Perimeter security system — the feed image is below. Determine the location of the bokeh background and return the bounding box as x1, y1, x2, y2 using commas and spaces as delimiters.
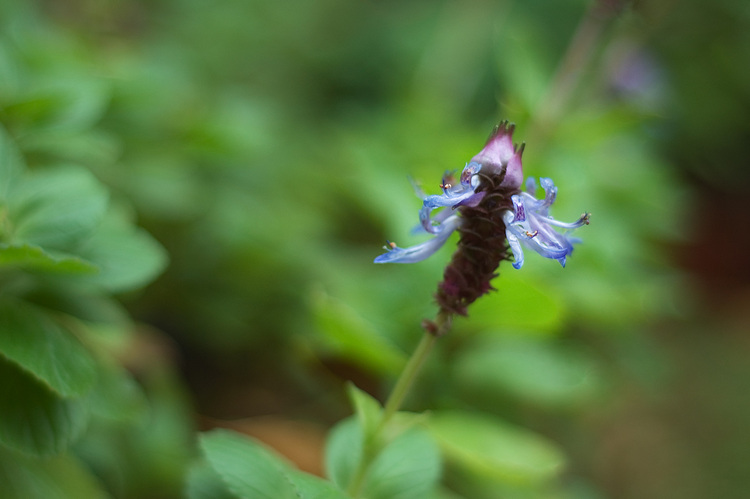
1, 0, 749, 498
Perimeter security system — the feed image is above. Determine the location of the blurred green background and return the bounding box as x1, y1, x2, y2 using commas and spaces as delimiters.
1, 0, 749, 498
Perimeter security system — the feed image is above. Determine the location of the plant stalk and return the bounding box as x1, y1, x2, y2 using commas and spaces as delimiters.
346, 320, 444, 497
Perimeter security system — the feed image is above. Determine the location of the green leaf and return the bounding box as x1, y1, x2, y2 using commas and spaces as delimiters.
311, 289, 407, 376
0, 299, 97, 398
363, 425, 441, 499
4, 77, 109, 135
286, 470, 350, 499
0, 243, 98, 274
0, 448, 109, 499
7, 166, 108, 250
346, 382, 383, 440
324, 417, 362, 489
0, 356, 88, 456
0, 127, 24, 200
428, 411, 565, 485
454, 337, 604, 409
76, 208, 168, 292
200, 429, 349, 499
39, 78, 110, 132
199, 429, 298, 499
185, 460, 238, 499
86, 361, 147, 423
325, 416, 441, 499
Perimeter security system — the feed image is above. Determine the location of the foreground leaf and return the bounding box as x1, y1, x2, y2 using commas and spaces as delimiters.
185, 460, 238, 499
346, 382, 382, 440
0, 448, 109, 499
325, 416, 441, 499
7, 166, 108, 250
0, 299, 97, 398
0, 243, 98, 274
0, 357, 88, 456
86, 360, 146, 423
324, 417, 362, 490
76, 209, 168, 293
200, 429, 347, 499
363, 424, 441, 499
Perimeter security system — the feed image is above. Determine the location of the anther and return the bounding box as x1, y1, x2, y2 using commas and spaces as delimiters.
525, 230, 538, 238
383, 240, 398, 250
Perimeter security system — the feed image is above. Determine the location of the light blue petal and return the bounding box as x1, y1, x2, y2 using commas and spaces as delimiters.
525, 177, 537, 196
503, 211, 525, 269
538, 212, 591, 229
375, 215, 462, 264
539, 177, 557, 209
420, 188, 478, 234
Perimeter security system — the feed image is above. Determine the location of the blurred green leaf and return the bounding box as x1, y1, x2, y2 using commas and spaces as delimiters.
0, 356, 88, 456
0, 299, 97, 398
39, 78, 109, 132
86, 361, 147, 423
7, 166, 108, 250
325, 416, 441, 499
21, 131, 120, 168
201, 429, 348, 499
346, 382, 383, 440
3, 77, 109, 134
185, 460, 238, 499
0, 448, 109, 499
0, 243, 97, 274
76, 206, 168, 293
454, 336, 604, 409
286, 469, 350, 499
311, 288, 407, 376
0, 127, 24, 199
325, 417, 362, 490
428, 411, 565, 484
199, 429, 299, 499
363, 424, 441, 499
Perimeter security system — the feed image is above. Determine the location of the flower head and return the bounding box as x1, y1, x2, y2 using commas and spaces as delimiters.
375, 122, 588, 318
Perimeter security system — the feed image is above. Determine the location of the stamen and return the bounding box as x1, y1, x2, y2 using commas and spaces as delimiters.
383, 239, 398, 250
525, 230, 538, 238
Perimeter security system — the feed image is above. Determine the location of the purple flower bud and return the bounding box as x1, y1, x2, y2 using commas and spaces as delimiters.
469, 121, 525, 189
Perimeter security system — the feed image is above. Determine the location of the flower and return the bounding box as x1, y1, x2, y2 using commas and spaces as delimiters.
374, 121, 589, 316
375, 121, 523, 265
503, 177, 591, 269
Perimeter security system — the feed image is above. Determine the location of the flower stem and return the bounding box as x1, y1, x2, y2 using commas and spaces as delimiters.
530, 1, 622, 141
381, 330, 437, 425
346, 315, 447, 497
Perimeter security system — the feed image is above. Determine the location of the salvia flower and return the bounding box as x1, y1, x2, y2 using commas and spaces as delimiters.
375, 122, 589, 318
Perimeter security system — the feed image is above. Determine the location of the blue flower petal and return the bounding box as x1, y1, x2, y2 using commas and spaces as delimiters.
375, 215, 462, 264
504, 177, 587, 269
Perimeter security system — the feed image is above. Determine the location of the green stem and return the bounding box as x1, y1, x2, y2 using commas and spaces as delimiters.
347, 316, 447, 497
381, 331, 437, 426
529, 1, 619, 142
